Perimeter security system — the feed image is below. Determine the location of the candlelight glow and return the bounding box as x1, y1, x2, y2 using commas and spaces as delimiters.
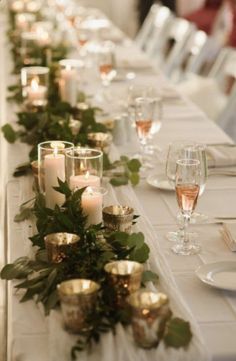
51, 141, 65, 157
31, 77, 39, 91
85, 171, 89, 179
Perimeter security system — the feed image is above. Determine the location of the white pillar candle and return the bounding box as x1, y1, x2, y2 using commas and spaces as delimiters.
81, 188, 103, 226
44, 152, 65, 209
27, 78, 47, 106
70, 172, 100, 190
59, 66, 77, 106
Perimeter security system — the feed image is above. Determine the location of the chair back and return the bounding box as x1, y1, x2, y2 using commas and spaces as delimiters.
135, 4, 173, 53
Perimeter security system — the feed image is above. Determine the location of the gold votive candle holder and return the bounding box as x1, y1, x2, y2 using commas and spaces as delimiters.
87, 132, 113, 153
102, 205, 134, 233
44, 232, 80, 263
57, 279, 100, 333
127, 290, 170, 348
104, 260, 143, 308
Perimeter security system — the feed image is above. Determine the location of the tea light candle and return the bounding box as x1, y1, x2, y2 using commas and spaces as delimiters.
15, 13, 34, 31
70, 171, 100, 190
44, 142, 66, 209
127, 290, 170, 348
11, 0, 24, 12
36, 29, 51, 47
59, 65, 77, 106
81, 187, 103, 226
27, 77, 47, 106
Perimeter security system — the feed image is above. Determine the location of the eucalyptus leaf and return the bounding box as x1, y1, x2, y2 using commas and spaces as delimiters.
164, 317, 192, 349
2, 124, 17, 143
110, 176, 129, 187
14, 207, 33, 222
142, 270, 159, 284
127, 159, 142, 172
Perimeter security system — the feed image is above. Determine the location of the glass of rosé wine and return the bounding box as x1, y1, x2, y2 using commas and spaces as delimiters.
134, 96, 156, 169
172, 158, 201, 256
98, 44, 116, 86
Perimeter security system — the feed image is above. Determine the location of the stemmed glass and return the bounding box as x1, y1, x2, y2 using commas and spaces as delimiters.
98, 44, 116, 87
134, 97, 156, 170
166, 141, 207, 241
172, 159, 201, 256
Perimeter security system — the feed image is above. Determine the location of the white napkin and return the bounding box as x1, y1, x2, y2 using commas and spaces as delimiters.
207, 145, 236, 168
221, 223, 236, 251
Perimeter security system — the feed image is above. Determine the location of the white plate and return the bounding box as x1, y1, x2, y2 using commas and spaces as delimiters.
196, 261, 236, 291
147, 174, 174, 191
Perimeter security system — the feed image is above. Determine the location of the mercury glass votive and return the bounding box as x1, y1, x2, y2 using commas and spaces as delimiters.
59, 59, 84, 107
21, 66, 49, 107
65, 148, 103, 191
38, 141, 74, 209
104, 260, 143, 308
44, 232, 80, 263
127, 290, 170, 348
87, 132, 113, 153
102, 205, 134, 233
57, 279, 100, 333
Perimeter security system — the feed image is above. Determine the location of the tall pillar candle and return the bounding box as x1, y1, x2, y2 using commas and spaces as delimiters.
44, 153, 65, 209
81, 188, 103, 226
59, 66, 77, 106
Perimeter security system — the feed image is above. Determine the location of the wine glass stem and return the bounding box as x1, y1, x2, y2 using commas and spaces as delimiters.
182, 213, 190, 248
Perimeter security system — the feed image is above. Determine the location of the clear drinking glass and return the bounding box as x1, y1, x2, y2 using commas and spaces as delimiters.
97, 43, 116, 86
166, 141, 207, 241
134, 97, 156, 170
172, 159, 201, 256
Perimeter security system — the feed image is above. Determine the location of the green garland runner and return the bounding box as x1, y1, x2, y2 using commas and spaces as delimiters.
1, 6, 193, 359
1, 180, 192, 356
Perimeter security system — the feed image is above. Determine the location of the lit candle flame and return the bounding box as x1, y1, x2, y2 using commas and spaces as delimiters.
85, 171, 89, 179
65, 64, 71, 71
86, 186, 93, 195
50, 141, 65, 157
31, 77, 39, 91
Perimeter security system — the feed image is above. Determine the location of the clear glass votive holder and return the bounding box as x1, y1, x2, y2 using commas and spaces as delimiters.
58, 59, 84, 107
20, 32, 42, 66
102, 205, 134, 234
65, 148, 103, 191
127, 290, 170, 348
87, 132, 113, 153
44, 232, 80, 263
15, 13, 36, 32
38, 141, 74, 209
104, 260, 143, 308
57, 279, 100, 333
21, 66, 49, 107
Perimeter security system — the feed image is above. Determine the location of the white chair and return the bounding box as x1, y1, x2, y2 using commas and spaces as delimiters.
177, 48, 236, 125
150, 17, 196, 76
135, 4, 173, 54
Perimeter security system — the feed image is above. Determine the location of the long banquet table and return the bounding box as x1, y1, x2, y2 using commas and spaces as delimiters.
1, 4, 236, 361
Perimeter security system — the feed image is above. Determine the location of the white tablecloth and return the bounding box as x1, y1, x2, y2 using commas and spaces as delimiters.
2, 5, 236, 361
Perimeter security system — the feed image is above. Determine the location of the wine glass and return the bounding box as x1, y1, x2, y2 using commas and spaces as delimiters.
166, 141, 207, 241
134, 97, 156, 170
97, 44, 116, 87
172, 158, 201, 256
183, 143, 208, 223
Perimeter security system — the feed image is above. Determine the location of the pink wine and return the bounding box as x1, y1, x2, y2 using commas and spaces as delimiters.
99, 64, 113, 76
176, 184, 199, 213
135, 119, 152, 139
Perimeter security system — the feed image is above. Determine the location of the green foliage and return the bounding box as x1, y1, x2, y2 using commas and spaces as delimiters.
105, 156, 141, 186
164, 317, 193, 349
1, 124, 17, 143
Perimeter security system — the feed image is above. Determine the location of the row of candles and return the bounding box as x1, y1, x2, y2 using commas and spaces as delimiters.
45, 231, 170, 348
9, 0, 171, 349
21, 60, 83, 107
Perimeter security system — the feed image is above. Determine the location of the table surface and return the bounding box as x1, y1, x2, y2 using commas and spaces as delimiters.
1, 4, 236, 361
